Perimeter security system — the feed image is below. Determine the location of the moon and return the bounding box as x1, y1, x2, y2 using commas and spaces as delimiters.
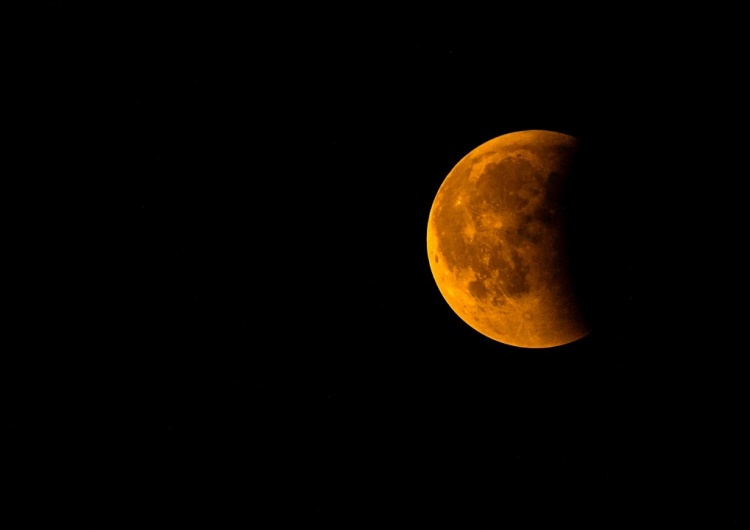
426, 130, 592, 348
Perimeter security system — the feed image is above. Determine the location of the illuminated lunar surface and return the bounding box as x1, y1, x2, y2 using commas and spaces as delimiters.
426, 130, 591, 348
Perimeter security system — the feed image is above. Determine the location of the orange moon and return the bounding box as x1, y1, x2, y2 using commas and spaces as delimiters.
426, 130, 591, 348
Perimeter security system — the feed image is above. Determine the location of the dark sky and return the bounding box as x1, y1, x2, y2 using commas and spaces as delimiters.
13, 3, 745, 525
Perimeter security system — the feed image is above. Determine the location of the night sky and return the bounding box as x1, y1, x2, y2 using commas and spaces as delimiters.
13, 4, 745, 525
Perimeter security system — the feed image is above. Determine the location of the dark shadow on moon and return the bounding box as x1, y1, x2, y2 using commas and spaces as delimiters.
562, 135, 631, 341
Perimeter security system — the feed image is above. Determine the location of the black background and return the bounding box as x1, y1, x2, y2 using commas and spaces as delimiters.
11, 3, 746, 525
